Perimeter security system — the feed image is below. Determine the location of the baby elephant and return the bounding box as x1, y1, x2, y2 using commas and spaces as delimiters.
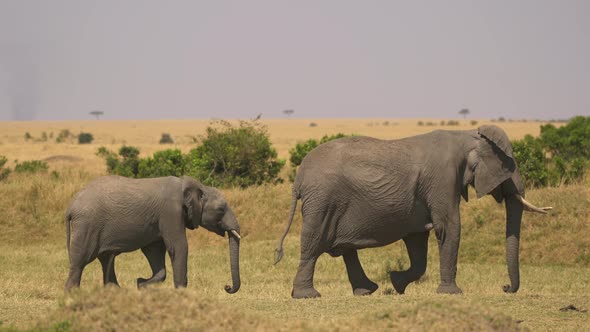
64, 175, 241, 293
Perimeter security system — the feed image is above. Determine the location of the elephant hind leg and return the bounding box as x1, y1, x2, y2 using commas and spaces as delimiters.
98, 252, 120, 287
343, 250, 378, 296
390, 231, 429, 294
65, 250, 95, 291
292, 257, 321, 299
65, 266, 84, 291
292, 221, 326, 299
137, 241, 167, 288
65, 232, 99, 291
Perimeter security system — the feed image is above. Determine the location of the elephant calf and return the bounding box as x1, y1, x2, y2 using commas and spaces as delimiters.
64, 175, 241, 293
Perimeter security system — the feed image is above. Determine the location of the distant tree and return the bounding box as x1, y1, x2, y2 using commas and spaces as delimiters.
459, 108, 470, 119
89, 110, 104, 120
78, 132, 94, 144
159, 133, 174, 144
283, 109, 295, 117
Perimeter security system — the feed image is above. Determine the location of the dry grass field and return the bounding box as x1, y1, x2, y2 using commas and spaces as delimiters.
1, 118, 589, 331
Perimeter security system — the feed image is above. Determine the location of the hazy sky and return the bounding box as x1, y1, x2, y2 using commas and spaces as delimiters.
0, 1, 589, 121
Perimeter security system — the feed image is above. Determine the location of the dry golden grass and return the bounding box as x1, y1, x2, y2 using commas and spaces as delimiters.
0, 118, 547, 163
1, 118, 587, 331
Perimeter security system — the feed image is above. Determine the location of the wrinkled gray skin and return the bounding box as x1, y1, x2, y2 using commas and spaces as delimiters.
276, 125, 551, 298
65, 175, 241, 293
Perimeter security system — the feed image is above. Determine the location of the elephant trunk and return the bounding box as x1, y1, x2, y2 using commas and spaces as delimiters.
225, 232, 240, 294
503, 195, 523, 293
222, 209, 240, 294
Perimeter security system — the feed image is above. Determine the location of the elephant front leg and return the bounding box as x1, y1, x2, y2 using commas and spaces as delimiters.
435, 215, 462, 294
390, 231, 429, 294
137, 241, 167, 288
343, 250, 378, 296
164, 237, 188, 288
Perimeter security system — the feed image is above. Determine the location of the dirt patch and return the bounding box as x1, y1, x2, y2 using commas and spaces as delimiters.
44, 155, 83, 163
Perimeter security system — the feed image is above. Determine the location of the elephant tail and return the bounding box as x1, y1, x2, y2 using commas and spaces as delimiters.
274, 190, 299, 265
65, 209, 72, 263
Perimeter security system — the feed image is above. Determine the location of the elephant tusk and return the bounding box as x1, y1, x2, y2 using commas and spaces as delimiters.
515, 194, 553, 214
230, 230, 241, 239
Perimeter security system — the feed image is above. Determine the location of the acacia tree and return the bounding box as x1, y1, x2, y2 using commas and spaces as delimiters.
283, 109, 294, 117
458, 108, 470, 119
89, 111, 104, 120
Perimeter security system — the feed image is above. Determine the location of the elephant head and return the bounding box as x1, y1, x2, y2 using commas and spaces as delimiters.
182, 176, 241, 294
462, 125, 552, 293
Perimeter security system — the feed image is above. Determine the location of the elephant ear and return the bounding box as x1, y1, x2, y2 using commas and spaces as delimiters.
182, 176, 204, 230
473, 125, 517, 198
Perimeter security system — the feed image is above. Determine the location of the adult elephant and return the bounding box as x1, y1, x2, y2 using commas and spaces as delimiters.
275, 125, 551, 298
65, 175, 241, 293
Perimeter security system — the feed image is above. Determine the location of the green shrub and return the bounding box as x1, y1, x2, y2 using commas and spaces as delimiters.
0, 155, 11, 181
159, 133, 174, 144
138, 149, 185, 178
512, 135, 549, 188
14, 160, 48, 173
540, 116, 590, 160
97, 146, 141, 177
24, 132, 32, 141
188, 120, 285, 186
289, 139, 319, 169
185, 120, 285, 187
512, 116, 590, 187
56, 129, 73, 143
288, 133, 350, 181
96, 147, 119, 174
78, 132, 94, 144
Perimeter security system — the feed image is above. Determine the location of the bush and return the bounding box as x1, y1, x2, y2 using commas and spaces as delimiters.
512, 135, 549, 188
0, 155, 11, 181
512, 116, 590, 187
138, 149, 185, 178
24, 132, 32, 141
159, 133, 174, 144
470, 120, 478, 126
539, 116, 590, 160
14, 160, 48, 173
56, 129, 73, 143
185, 120, 285, 187
309, 122, 318, 127
97, 146, 141, 177
417, 121, 424, 126
446, 120, 460, 126
288, 133, 350, 181
78, 132, 94, 144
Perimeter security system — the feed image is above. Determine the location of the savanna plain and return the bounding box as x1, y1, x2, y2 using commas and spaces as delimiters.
0, 118, 588, 331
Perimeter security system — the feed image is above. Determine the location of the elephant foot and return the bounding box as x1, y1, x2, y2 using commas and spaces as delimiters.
104, 282, 120, 288
390, 271, 409, 295
137, 270, 166, 288
436, 283, 463, 294
292, 286, 321, 299
352, 280, 379, 296
137, 278, 149, 288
